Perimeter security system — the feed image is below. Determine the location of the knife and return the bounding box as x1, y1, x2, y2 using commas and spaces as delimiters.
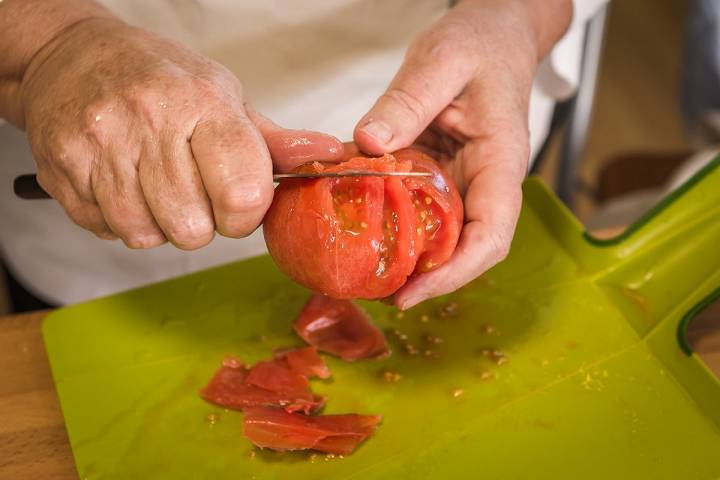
13, 172, 432, 200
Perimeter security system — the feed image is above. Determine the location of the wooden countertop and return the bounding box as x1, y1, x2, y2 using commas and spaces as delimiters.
1, 308, 719, 479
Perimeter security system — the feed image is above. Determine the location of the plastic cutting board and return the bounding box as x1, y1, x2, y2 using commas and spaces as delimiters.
43, 159, 720, 479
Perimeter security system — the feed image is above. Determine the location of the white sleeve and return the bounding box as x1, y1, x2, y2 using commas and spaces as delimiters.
536, 0, 610, 100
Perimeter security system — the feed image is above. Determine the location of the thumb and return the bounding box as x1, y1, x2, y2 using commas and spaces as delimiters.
246, 107, 345, 173
354, 34, 475, 155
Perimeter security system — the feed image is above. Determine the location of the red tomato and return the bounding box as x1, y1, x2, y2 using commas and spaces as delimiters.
293, 294, 389, 361
243, 406, 382, 454
200, 354, 326, 415
263, 149, 463, 299
273, 346, 331, 379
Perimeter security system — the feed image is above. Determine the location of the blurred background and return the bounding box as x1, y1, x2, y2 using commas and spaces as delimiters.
536, 0, 695, 222
0, 0, 707, 314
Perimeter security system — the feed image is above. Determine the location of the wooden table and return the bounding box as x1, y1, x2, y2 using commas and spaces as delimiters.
1, 309, 719, 479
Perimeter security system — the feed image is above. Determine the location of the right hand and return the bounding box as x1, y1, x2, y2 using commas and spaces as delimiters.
19, 17, 344, 249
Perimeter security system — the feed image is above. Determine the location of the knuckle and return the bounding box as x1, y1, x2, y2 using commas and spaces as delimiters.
193, 67, 243, 100
45, 132, 84, 169
412, 31, 456, 61
166, 213, 215, 250
82, 101, 115, 140
127, 86, 167, 130
382, 87, 428, 124
216, 179, 272, 216
64, 202, 108, 236
217, 217, 258, 239
123, 232, 166, 249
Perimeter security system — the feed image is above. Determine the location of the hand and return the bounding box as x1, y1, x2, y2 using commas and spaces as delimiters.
20, 17, 343, 249
354, 0, 572, 309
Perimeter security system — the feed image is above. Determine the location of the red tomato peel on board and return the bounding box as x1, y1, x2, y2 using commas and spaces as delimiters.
273, 345, 331, 379
294, 293, 389, 361
200, 353, 327, 415
243, 407, 382, 454
263, 149, 464, 299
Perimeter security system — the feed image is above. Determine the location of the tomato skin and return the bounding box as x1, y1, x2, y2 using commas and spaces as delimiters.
243, 406, 381, 454
294, 294, 389, 361
263, 149, 463, 299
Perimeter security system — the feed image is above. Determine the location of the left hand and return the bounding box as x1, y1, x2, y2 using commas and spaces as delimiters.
354, 0, 572, 309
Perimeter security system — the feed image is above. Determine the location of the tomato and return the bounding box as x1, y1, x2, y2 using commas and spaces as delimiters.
200, 352, 327, 415
243, 407, 382, 454
273, 346, 331, 379
293, 294, 389, 361
263, 148, 463, 299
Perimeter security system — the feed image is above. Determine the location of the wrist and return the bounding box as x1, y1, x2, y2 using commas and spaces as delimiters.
525, 0, 573, 60
453, 0, 572, 63
0, 0, 117, 126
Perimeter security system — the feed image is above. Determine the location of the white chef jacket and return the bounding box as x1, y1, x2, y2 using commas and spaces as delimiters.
0, 0, 608, 305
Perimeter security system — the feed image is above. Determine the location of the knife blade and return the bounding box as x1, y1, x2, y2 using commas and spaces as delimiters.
13, 171, 432, 200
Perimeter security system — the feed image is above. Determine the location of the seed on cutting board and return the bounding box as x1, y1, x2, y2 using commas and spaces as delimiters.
425, 334, 444, 345
477, 369, 494, 381
423, 349, 438, 358
479, 323, 500, 336
391, 329, 408, 341
248, 450, 257, 459
452, 388, 465, 398
380, 369, 402, 383
395, 311, 405, 320
481, 348, 509, 365
419, 314, 430, 323
309, 453, 318, 463
439, 302, 459, 318
404, 344, 419, 355
206, 413, 218, 425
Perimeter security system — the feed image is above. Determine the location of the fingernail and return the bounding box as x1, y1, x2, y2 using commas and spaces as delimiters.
399, 295, 425, 311
361, 120, 393, 144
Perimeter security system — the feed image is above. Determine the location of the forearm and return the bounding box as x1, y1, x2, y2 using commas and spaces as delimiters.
0, 0, 115, 126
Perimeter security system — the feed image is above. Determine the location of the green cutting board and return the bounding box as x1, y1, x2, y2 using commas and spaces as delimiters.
44, 159, 720, 480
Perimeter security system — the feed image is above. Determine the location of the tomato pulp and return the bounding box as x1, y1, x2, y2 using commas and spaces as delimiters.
263, 149, 464, 299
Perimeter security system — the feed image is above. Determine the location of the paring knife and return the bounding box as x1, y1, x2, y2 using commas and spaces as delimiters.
13, 172, 432, 200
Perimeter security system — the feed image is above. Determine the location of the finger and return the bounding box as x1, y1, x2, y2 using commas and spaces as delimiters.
36, 169, 117, 240
92, 149, 167, 249
246, 108, 345, 172
190, 110, 273, 238
139, 135, 215, 249
393, 137, 527, 309
340, 141, 361, 160
353, 27, 476, 154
